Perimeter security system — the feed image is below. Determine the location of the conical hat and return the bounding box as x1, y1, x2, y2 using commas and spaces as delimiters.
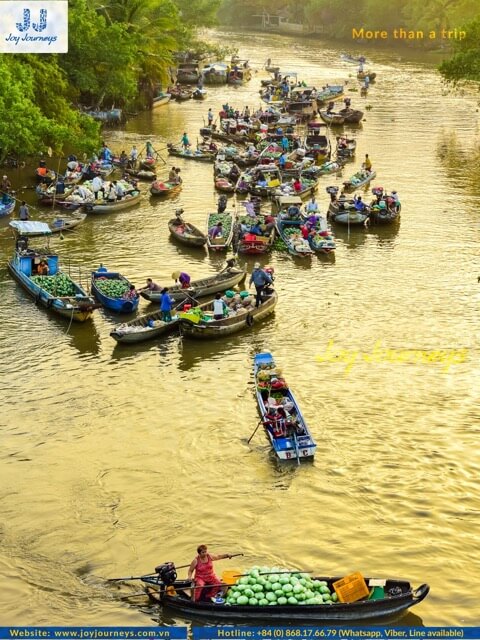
172, 271, 181, 280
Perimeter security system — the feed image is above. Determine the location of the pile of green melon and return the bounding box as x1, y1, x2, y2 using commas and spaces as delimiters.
226, 567, 337, 606
31, 274, 76, 296
95, 278, 129, 298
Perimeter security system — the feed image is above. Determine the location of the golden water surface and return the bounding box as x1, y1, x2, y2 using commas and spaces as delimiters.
0, 30, 479, 627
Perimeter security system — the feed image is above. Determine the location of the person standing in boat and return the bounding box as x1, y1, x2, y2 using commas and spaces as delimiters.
181, 132, 191, 151
250, 262, 273, 308
363, 154, 372, 172
19, 201, 29, 221
129, 145, 139, 169
1, 175, 12, 193
306, 196, 319, 214
146, 141, 155, 159
91, 175, 103, 200
207, 108, 214, 127
114, 180, 125, 201
106, 182, 117, 202
188, 545, 233, 602
159, 288, 174, 322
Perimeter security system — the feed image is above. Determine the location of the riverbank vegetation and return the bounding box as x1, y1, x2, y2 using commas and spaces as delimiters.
0, 0, 222, 163
218, 0, 479, 45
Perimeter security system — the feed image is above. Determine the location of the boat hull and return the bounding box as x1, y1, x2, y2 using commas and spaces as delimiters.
84, 191, 141, 213
111, 311, 180, 344
179, 290, 277, 339
143, 579, 429, 623
0, 199, 16, 217
8, 262, 96, 322
141, 267, 246, 303
168, 219, 207, 247
91, 270, 139, 313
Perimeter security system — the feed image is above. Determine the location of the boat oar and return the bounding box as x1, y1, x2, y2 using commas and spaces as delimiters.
247, 418, 264, 444
293, 431, 301, 466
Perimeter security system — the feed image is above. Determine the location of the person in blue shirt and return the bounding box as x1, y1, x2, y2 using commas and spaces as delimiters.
249, 263, 273, 308
279, 152, 287, 170
354, 196, 366, 211
160, 288, 174, 322
281, 136, 289, 152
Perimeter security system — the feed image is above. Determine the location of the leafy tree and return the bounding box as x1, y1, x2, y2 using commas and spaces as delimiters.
439, 16, 480, 83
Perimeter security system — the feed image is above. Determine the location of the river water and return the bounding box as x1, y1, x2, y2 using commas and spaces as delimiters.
0, 30, 479, 628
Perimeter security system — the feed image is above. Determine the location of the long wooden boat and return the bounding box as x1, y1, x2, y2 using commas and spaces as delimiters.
124, 168, 156, 181
140, 263, 246, 303
254, 351, 317, 460
110, 309, 181, 344
357, 71, 376, 82
36, 183, 76, 204
343, 169, 376, 192
7, 222, 97, 322
11, 214, 86, 236
141, 575, 429, 623
168, 213, 207, 247
214, 177, 235, 193
179, 288, 277, 339
150, 180, 182, 197
339, 108, 364, 123
167, 144, 214, 162
152, 92, 171, 108
206, 211, 236, 251
336, 136, 357, 158
0, 196, 16, 217
319, 111, 345, 126
84, 190, 141, 213
328, 200, 370, 225
91, 267, 139, 313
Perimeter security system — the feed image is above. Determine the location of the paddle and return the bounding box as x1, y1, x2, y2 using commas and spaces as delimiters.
247, 418, 264, 444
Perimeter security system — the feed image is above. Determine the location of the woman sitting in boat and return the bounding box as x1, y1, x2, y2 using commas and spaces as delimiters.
293, 178, 303, 193
265, 407, 287, 438
287, 203, 301, 219
354, 196, 367, 211
37, 260, 49, 276
209, 221, 223, 239
119, 150, 128, 167
123, 284, 138, 300
187, 545, 233, 602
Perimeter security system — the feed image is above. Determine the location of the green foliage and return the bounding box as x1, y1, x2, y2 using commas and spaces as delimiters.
439, 17, 480, 83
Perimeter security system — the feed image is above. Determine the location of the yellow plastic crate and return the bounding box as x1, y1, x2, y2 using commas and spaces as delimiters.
268, 179, 280, 187
333, 572, 369, 603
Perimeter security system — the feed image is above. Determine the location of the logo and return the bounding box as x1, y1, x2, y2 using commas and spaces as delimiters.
0, 1, 68, 53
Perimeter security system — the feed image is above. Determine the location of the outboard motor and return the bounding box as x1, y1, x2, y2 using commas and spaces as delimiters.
154, 562, 177, 586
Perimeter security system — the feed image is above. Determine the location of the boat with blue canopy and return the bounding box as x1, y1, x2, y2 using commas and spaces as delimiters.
253, 351, 317, 462
8, 221, 97, 322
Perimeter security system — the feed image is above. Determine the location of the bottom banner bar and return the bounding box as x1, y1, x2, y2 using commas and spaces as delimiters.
193, 628, 480, 640
0, 629, 187, 640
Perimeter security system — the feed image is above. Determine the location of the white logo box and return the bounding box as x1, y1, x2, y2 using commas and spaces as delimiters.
0, 1, 68, 53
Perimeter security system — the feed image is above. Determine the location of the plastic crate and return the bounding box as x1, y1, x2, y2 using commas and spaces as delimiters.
333, 572, 369, 603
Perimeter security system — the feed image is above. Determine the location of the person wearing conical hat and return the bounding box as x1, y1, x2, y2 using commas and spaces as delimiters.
172, 271, 191, 289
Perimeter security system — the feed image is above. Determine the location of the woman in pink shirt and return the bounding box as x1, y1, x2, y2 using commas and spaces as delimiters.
187, 544, 233, 602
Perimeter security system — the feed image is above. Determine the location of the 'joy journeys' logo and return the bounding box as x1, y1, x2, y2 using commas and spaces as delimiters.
5, 8, 57, 45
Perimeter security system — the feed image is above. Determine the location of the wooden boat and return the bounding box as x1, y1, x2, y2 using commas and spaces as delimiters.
336, 136, 357, 158
110, 309, 181, 344
357, 71, 376, 82
236, 215, 275, 255
317, 159, 344, 175
7, 222, 97, 322
179, 288, 277, 339
91, 266, 139, 313
192, 88, 207, 100
168, 211, 207, 247
319, 111, 345, 125
85, 108, 122, 123
84, 190, 141, 213
254, 351, 316, 460
140, 574, 429, 623
214, 177, 235, 193
173, 89, 193, 101
304, 122, 330, 160
150, 180, 182, 197
273, 179, 318, 201
300, 214, 336, 254
328, 200, 370, 225
167, 143, 214, 162
339, 108, 364, 123
202, 63, 229, 85
152, 92, 171, 108
227, 66, 251, 85
276, 216, 314, 257
341, 53, 367, 64
36, 183, 76, 204
315, 85, 344, 106
139, 158, 156, 171
368, 188, 401, 224
206, 211, 236, 251
0, 196, 15, 217
343, 169, 376, 192
141, 263, 246, 303
82, 160, 114, 180
35, 165, 56, 184
11, 213, 86, 235
176, 61, 201, 84
124, 168, 156, 181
